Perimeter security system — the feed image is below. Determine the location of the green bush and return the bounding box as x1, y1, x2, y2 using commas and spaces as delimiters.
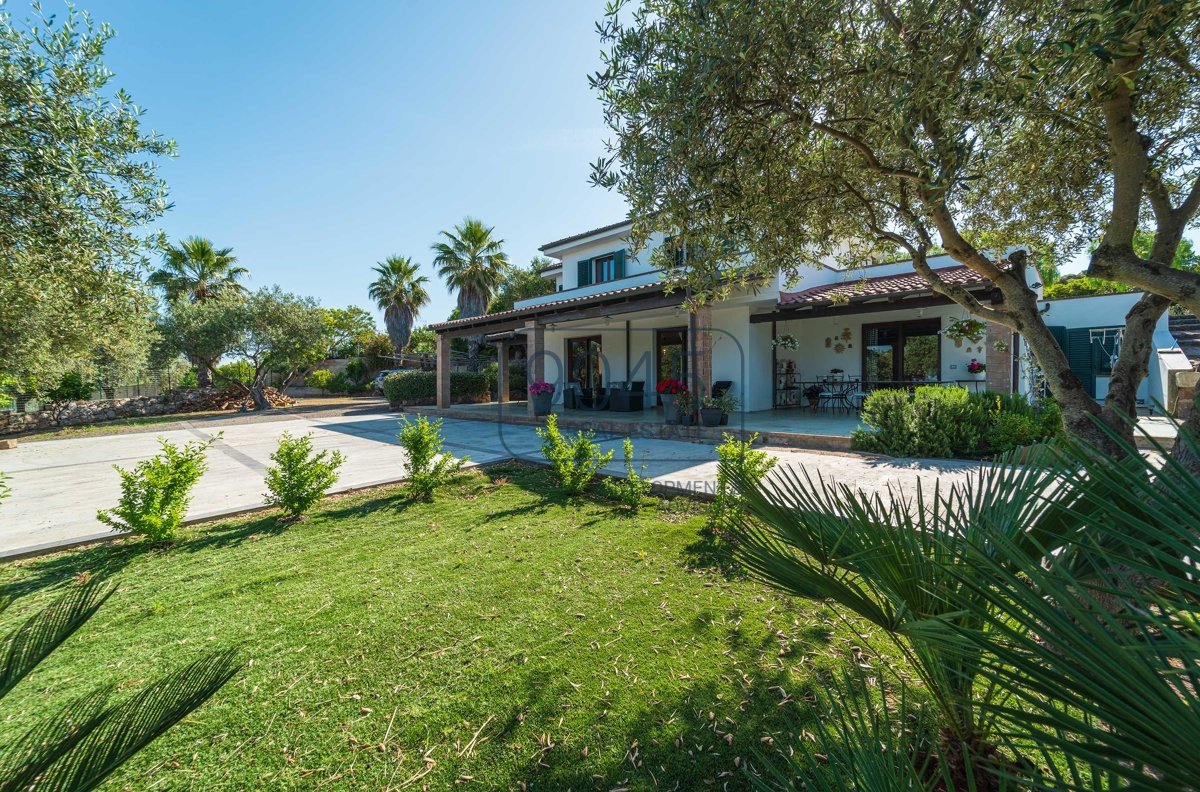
344, 357, 368, 383
263, 432, 345, 520
484, 362, 527, 396
397, 415, 467, 499
536, 414, 614, 495
910, 385, 987, 458
178, 367, 199, 389
214, 360, 255, 387
305, 369, 334, 392
602, 437, 652, 510
853, 389, 914, 455
853, 387, 1061, 458
0, 470, 9, 503
382, 371, 491, 404
710, 433, 776, 536
96, 435, 217, 541
327, 371, 351, 394
48, 371, 94, 402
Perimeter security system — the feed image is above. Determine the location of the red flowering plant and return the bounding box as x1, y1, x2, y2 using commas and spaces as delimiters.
656, 378, 688, 395
966, 358, 986, 374
528, 381, 555, 396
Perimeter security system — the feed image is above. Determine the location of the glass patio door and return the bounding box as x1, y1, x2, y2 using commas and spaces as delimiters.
655, 327, 688, 403
862, 320, 941, 385
566, 336, 603, 394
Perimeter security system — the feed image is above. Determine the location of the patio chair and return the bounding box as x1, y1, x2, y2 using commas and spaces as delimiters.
609, 380, 646, 412
819, 380, 860, 414
563, 382, 581, 410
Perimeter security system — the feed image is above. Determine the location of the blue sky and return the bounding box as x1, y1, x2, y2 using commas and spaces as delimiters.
47, 0, 627, 326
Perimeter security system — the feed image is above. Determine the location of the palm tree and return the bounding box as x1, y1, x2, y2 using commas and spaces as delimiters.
368, 256, 430, 358
149, 237, 249, 387
148, 237, 249, 303
431, 218, 509, 371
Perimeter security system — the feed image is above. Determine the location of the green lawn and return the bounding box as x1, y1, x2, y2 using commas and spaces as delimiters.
0, 464, 886, 790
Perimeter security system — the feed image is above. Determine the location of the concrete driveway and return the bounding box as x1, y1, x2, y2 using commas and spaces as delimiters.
0, 405, 983, 558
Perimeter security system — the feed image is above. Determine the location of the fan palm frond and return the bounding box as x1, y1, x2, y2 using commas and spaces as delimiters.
0, 579, 114, 699
0, 580, 241, 792
148, 237, 248, 303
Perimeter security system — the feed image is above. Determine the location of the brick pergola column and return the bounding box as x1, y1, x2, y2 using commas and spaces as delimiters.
496, 340, 510, 404
985, 321, 1014, 393
691, 304, 714, 399
525, 320, 545, 418
436, 332, 451, 408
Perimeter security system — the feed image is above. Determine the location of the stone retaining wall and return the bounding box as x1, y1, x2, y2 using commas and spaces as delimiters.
1, 389, 222, 436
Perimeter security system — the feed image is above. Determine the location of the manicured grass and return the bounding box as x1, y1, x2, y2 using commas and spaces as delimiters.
0, 464, 886, 790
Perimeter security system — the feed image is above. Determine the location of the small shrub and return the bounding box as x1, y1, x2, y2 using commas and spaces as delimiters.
96, 435, 217, 541
0, 470, 9, 503
397, 415, 467, 499
536, 413, 613, 495
178, 367, 199, 390
264, 432, 345, 520
305, 369, 334, 392
710, 433, 776, 536
48, 371, 93, 402
987, 411, 1046, 454
602, 437, 652, 510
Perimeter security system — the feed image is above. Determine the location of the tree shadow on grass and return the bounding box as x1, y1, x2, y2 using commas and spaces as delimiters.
175, 513, 291, 555
1, 536, 160, 599
681, 531, 748, 581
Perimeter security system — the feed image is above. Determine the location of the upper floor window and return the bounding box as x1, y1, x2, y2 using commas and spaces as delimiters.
576, 249, 625, 287
593, 255, 616, 283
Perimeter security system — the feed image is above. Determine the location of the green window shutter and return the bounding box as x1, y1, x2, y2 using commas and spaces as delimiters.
1047, 326, 1068, 351
614, 249, 626, 279
1065, 328, 1097, 397
577, 259, 592, 287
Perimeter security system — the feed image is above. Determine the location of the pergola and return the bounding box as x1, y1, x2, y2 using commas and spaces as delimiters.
428, 281, 699, 417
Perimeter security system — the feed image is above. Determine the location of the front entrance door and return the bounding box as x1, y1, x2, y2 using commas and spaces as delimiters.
655, 327, 688, 404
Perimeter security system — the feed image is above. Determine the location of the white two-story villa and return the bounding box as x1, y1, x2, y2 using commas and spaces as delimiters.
429, 219, 1191, 437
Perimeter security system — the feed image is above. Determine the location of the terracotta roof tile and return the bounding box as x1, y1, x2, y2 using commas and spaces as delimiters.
779, 265, 987, 306
429, 279, 669, 331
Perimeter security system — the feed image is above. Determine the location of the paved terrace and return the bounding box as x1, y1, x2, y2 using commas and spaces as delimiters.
0, 403, 980, 559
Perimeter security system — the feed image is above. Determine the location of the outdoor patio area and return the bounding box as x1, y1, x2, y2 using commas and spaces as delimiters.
410, 401, 864, 451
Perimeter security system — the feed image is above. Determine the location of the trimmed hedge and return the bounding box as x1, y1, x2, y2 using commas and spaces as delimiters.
381, 370, 491, 405
852, 386, 1061, 459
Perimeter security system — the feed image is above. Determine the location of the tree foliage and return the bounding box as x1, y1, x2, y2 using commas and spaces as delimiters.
591, 0, 1200, 455
324, 306, 378, 358
488, 256, 557, 313
432, 218, 509, 371
368, 256, 430, 356
148, 237, 248, 303
0, 5, 172, 396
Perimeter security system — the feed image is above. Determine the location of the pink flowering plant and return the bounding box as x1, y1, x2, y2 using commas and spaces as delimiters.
528, 380, 555, 397
966, 358, 986, 374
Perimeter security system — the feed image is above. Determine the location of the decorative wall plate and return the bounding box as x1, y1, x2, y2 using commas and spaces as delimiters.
834, 342, 846, 353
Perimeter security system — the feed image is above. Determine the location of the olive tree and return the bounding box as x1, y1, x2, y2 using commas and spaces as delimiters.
592, 0, 1200, 454
227, 288, 332, 409
0, 5, 172, 395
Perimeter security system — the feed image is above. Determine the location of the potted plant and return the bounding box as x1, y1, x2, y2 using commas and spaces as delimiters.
699, 396, 724, 427
803, 384, 824, 409
656, 378, 687, 423
772, 333, 799, 350
528, 380, 554, 416
945, 318, 987, 347
966, 358, 987, 379
716, 391, 739, 425
676, 390, 695, 425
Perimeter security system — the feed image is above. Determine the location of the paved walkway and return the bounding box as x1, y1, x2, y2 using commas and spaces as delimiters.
0, 405, 983, 559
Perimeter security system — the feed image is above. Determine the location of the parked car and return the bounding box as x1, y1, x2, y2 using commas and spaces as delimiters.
372, 369, 406, 393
